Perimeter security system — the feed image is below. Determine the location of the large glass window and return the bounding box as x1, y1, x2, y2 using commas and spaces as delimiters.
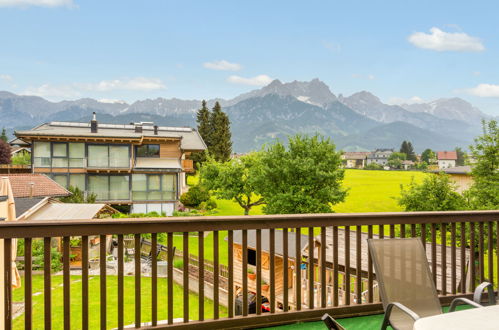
88, 175, 130, 201
136, 144, 160, 157
88, 175, 109, 200
69, 143, 85, 167
51, 143, 68, 167
52, 174, 68, 188
69, 174, 85, 191
33, 142, 51, 167
109, 145, 130, 167
132, 173, 177, 201
110, 176, 130, 200
88, 144, 129, 168
87, 145, 109, 168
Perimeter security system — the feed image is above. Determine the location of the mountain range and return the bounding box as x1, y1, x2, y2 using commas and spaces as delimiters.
0, 79, 493, 152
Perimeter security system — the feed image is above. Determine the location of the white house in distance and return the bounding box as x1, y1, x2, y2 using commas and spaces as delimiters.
366, 149, 393, 167
437, 151, 457, 169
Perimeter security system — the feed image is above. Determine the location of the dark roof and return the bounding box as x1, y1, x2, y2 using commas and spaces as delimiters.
230, 230, 309, 259
430, 165, 472, 175
14, 197, 46, 218
3, 174, 70, 198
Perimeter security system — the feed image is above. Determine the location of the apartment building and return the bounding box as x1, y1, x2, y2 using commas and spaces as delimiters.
14, 114, 206, 215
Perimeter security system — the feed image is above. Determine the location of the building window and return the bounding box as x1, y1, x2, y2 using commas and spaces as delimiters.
132, 173, 177, 201
33, 142, 51, 167
33, 142, 85, 168
88, 175, 130, 201
88, 144, 130, 168
136, 144, 160, 157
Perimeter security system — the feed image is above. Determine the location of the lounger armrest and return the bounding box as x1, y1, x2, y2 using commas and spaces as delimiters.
449, 297, 483, 312
381, 302, 420, 330
473, 282, 496, 306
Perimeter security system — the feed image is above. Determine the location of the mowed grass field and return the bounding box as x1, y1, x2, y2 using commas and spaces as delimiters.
177, 169, 428, 265
190, 169, 428, 216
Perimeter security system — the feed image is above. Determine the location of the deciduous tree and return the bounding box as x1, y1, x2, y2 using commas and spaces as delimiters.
200, 153, 264, 215
256, 135, 347, 214
466, 120, 499, 209
0, 140, 11, 164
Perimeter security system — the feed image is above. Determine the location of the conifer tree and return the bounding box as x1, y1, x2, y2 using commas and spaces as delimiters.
192, 100, 212, 164
400, 140, 416, 161
0, 128, 7, 143
209, 102, 232, 162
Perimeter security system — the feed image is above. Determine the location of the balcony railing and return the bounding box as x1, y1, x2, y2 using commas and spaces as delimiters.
33, 157, 87, 168
1, 210, 498, 329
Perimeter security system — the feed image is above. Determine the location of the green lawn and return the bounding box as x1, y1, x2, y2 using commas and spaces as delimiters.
179, 170, 427, 264
189, 169, 427, 216
13, 275, 226, 329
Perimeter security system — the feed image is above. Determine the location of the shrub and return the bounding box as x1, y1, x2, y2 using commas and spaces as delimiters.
199, 198, 217, 211
179, 185, 210, 207
364, 163, 383, 170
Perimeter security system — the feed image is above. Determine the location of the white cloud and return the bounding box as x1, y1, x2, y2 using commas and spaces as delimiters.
227, 74, 273, 86
0, 74, 12, 81
464, 84, 499, 97
408, 27, 484, 52
203, 60, 242, 71
80, 77, 165, 92
322, 41, 341, 53
388, 96, 425, 105
0, 0, 74, 7
22, 77, 165, 100
22, 84, 81, 99
352, 73, 375, 80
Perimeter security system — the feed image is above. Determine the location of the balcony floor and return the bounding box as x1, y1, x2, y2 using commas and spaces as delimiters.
262, 305, 472, 330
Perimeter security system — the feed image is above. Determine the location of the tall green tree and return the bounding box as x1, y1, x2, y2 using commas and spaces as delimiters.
455, 147, 466, 166
209, 102, 232, 162
466, 120, 499, 209
388, 152, 407, 169
201, 153, 264, 215
421, 148, 436, 164
60, 186, 96, 203
256, 134, 347, 214
400, 140, 416, 161
192, 100, 212, 165
0, 128, 7, 142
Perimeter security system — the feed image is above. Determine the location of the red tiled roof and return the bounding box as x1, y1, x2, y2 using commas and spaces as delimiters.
1, 174, 70, 198
437, 151, 458, 160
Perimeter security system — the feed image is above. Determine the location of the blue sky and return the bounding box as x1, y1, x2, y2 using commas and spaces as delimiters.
1, 0, 499, 115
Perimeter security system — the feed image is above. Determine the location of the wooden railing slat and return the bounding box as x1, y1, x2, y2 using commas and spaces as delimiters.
117, 235, 124, 330
167, 232, 174, 324
367, 225, 374, 303
198, 231, 204, 321
332, 226, 338, 307
431, 223, 437, 285
183, 232, 189, 323
487, 222, 494, 287
213, 230, 220, 320
63, 236, 71, 330
320, 227, 326, 308
470, 222, 476, 291
451, 223, 457, 294
24, 237, 32, 330
345, 226, 351, 305
134, 234, 141, 328
151, 233, 158, 326
356, 226, 362, 304
270, 228, 276, 313
44, 236, 52, 330
99, 234, 106, 330
283, 228, 289, 311
441, 223, 447, 296
256, 229, 262, 315
228, 230, 234, 318
242, 229, 248, 316
4, 238, 12, 330
478, 222, 485, 283
308, 227, 314, 310
460, 223, 466, 294
296, 228, 302, 310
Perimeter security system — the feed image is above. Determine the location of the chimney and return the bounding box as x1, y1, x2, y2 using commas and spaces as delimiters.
135, 123, 143, 133
90, 112, 98, 133
29, 182, 34, 198
154, 125, 158, 135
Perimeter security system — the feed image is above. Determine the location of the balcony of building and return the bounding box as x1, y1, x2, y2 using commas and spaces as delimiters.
1, 210, 498, 329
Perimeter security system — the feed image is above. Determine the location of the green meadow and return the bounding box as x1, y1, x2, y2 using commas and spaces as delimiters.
190, 169, 428, 216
